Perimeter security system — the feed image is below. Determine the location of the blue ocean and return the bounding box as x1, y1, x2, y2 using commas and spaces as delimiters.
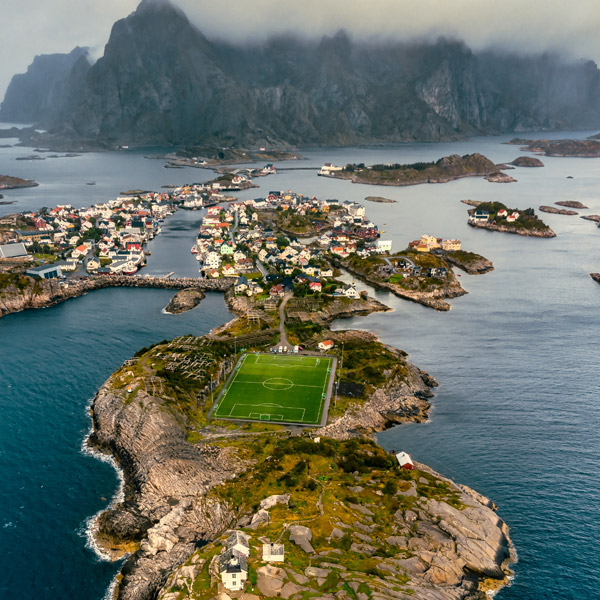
0, 128, 599, 598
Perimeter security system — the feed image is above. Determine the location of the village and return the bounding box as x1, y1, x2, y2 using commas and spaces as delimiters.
192, 190, 393, 302
0, 171, 472, 317
0, 164, 278, 277
0, 191, 175, 279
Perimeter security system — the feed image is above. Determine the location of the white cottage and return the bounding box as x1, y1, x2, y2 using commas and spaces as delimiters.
219, 549, 248, 591
262, 543, 284, 562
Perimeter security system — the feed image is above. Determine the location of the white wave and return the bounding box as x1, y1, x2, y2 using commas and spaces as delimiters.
102, 578, 118, 600
80, 408, 126, 564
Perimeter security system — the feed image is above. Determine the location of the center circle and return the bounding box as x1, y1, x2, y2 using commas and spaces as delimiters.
263, 377, 294, 390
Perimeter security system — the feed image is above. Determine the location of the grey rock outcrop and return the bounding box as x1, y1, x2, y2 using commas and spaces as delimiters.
0, 46, 90, 123
87, 381, 247, 600
289, 525, 314, 553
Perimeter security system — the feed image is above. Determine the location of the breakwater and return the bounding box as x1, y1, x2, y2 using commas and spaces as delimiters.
0, 274, 234, 319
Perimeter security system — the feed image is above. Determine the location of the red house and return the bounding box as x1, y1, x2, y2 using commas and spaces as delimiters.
269, 284, 284, 298
396, 451, 415, 470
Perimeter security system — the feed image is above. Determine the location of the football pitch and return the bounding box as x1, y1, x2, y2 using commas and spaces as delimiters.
211, 353, 336, 425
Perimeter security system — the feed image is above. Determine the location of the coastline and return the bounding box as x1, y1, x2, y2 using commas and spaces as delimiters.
330, 258, 468, 311
81, 430, 127, 563
83, 288, 515, 599
468, 220, 557, 238
0, 275, 232, 320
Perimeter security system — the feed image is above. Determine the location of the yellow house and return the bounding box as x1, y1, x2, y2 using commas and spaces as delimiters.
420, 234, 441, 250
442, 239, 462, 251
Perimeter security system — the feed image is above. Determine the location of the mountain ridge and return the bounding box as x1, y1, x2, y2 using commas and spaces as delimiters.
2, 0, 600, 148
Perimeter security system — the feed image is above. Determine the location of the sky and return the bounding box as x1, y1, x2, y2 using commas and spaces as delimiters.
2, 0, 600, 102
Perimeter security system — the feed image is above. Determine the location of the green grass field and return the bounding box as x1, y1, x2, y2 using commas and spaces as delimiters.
212, 353, 335, 425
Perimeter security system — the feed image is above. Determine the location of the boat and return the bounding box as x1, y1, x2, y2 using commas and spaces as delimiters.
191, 245, 199, 254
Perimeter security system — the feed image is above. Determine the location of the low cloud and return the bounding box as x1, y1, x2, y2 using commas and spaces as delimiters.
2, 0, 599, 105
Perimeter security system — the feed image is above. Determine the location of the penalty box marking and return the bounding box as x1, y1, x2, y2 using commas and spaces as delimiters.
231, 404, 306, 420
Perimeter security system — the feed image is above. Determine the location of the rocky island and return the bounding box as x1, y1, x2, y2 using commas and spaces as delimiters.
556, 201, 587, 209
510, 156, 544, 167
0, 174, 38, 189
329, 238, 493, 311
164, 288, 207, 314
365, 196, 396, 203
507, 137, 600, 157
467, 202, 556, 237
327, 154, 504, 187
539, 206, 578, 216
86, 295, 514, 600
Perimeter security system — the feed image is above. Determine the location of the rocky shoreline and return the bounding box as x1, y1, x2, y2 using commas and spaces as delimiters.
332, 259, 467, 311
556, 201, 587, 209
0, 274, 232, 319
507, 137, 600, 157
82, 279, 515, 600
539, 205, 578, 216
164, 288, 206, 314
0, 174, 38, 189
443, 252, 494, 275
365, 195, 396, 203
468, 220, 556, 238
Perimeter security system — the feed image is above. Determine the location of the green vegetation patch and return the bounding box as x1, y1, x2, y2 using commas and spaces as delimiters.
476, 201, 552, 231
342, 153, 496, 185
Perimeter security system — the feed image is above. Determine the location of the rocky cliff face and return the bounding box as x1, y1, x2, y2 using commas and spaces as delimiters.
88, 382, 246, 599
4, 0, 600, 147
0, 47, 90, 123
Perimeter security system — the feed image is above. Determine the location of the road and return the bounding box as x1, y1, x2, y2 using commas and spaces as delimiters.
277, 292, 293, 349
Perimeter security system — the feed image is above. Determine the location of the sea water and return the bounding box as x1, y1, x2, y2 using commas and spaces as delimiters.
0, 128, 599, 598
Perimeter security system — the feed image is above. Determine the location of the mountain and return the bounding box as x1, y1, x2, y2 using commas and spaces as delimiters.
0, 46, 90, 124
3, 0, 600, 147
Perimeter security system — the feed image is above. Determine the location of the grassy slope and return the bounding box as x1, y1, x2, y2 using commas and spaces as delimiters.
160, 436, 464, 600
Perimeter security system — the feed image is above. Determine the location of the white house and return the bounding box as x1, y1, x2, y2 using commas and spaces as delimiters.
396, 451, 415, 470
204, 252, 221, 269
343, 284, 360, 299
442, 239, 462, 251
223, 264, 237, 277
376, 240, 393, 253
263, 543, 285, 562
219, 549, 248, 591
318, 339, 334, 351
506, 211, 520, 223
226, 531, 250, 556
318, 163, 343, 176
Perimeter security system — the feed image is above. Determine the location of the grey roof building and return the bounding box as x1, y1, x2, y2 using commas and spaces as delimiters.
0, 242, 28, 258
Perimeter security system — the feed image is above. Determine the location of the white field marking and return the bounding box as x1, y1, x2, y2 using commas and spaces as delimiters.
233, 380, 322, 389
315, 357, 333, 422
214, 355, 246, 414
262, 377, 294, 390
255, 354, 319, 368
236, 405, 306, 421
